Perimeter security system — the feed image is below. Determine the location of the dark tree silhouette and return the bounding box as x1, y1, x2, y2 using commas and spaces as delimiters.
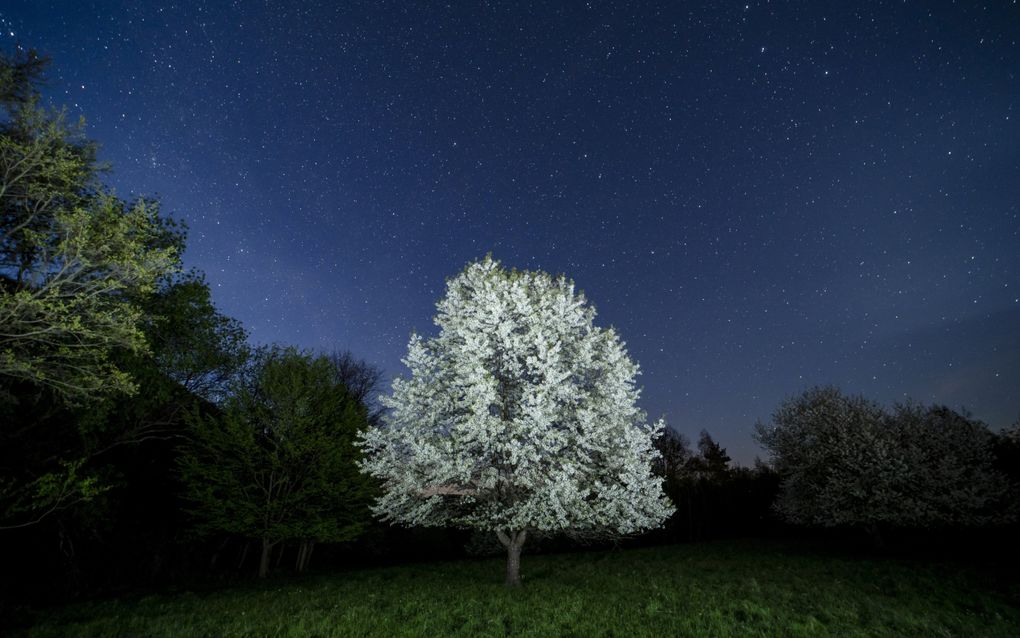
327, 349, 384, 424
756, 387, 1013, 546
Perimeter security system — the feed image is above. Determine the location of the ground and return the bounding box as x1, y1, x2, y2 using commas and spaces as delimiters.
19, 540, 1020, 637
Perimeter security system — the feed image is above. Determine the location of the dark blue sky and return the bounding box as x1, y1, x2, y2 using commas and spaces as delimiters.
4, 1, 1018, 463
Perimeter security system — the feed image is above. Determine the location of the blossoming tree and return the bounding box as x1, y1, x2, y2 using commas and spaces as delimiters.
359, 257, 673, 585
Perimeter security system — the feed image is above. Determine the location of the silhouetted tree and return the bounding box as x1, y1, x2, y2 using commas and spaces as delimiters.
654, 427, 694, 479
994, 419, 1020, 477
653, 427, 777, 542
694, 430, 731, 478
756, 387, 1012, 546
994, 419, 1020, 519
142, 272, 250, 404
0, 49, 47, 107
653, 428, 697, 540
891, 404, 1012, 527
327, 349, 384, 424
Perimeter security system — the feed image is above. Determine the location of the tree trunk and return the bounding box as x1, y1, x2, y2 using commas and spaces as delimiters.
238, 541, 250, 570
295, 540, 316, 572
210, 536, 230, 570
258, 538, 274, 578
505, 539, 522, 586
295, 542, 306, 572
496, 530, 527, 587
686, 493, 693, 541
865, 523, 886, 550
303, 541, 315, 572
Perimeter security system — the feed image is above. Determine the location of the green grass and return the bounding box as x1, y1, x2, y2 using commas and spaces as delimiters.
20, 540, 1020, 637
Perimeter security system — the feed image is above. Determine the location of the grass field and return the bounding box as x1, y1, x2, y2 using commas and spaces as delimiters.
19, 540, 1020, 637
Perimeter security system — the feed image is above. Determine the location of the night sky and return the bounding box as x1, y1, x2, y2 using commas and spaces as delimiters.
4, 1, 1018, 463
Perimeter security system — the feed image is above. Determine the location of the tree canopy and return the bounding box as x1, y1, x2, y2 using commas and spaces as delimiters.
0, 50, 197, 532
359, 256, 672, 585
179, 347, 375, 577
0, 49, 178, 402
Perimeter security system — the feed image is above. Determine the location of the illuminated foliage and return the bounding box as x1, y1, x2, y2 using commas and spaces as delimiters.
360, 257, 672, 585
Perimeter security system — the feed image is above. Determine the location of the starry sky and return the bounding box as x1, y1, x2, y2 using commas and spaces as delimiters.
4, 1, 1018, 463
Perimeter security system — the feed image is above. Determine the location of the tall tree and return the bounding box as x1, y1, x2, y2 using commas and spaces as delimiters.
0, 49, 177, 402
0, 49, 179, 530
359, 257, 673, 586
653, 427, 698, 540
141, 270, 249, 403
327, 349, 384, 424
179, 347, 375, 578
654, 427, 693, 481
0, 46, 247, 595
694, 430, 731, 478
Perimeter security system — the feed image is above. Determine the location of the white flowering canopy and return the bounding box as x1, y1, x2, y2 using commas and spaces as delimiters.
359, 257, 673, 537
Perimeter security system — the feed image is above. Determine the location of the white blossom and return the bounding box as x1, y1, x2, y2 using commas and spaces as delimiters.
358, 256, 674, 538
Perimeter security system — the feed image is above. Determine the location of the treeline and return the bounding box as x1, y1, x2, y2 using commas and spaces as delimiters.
651, 430, 780, 543
756, 387, 1019, 547
646, 389, 1020, 549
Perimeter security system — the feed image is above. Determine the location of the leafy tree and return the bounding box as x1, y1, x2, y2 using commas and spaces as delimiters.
0, 49, 178, 402
694, 430, 731, 478
140, 270, 249, 403
179, 347, 375, 578
359, 257, 672, 586
755, 387, 1012, 545
653, 427, 698, 540
755, 387, 890, 539
327, 349, 384, 425
1, 244, 248, 529
892, 404, 1013, 526
654, 427, 693, 480
0, 49, 181, 530
0, 49, 47, 107
0, 46, 248, 593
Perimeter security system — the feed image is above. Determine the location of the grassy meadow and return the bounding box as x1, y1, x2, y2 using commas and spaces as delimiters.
19, 540, 1020, 637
